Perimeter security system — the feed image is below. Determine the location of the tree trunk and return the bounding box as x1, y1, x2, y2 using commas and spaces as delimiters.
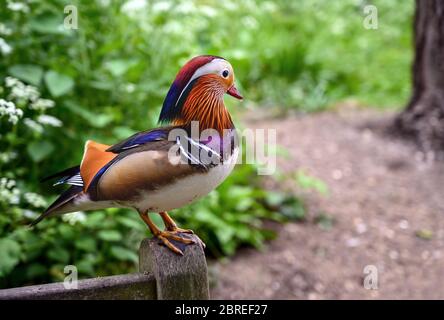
395, 0, 444, 157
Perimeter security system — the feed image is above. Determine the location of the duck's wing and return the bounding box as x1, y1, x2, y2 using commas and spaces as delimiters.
34, 128, 176, 222
105, 127, 170, 153
34, 126, 215, 223
86, 127, 214, 202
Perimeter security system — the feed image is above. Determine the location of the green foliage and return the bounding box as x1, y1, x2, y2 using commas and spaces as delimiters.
8, 65, 44, 86
0, 238, 21, 277
0, 0, 413, 287
44, 71, 74, 97
295, 170, 329, 196
0, 207, 149, 287
315, 213, 336, 231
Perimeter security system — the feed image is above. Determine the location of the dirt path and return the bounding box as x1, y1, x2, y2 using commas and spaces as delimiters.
210, 108, 444, 299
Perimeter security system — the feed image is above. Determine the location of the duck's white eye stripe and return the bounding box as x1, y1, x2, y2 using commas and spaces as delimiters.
175, 59, 229, 107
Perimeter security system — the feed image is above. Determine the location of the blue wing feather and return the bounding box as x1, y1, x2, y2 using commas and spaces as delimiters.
106, 128, 168, 153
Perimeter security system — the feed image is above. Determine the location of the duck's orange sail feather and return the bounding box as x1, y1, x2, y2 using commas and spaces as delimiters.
80, 140, 117, 191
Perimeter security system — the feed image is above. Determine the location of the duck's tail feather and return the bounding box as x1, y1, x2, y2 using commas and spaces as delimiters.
41, 165, 82, 186
30, 185, 83, 227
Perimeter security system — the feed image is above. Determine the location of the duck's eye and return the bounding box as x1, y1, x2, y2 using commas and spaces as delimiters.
222, 70, 229, 78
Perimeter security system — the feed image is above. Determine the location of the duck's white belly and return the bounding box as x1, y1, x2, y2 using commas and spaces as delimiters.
135, 147, 238, 212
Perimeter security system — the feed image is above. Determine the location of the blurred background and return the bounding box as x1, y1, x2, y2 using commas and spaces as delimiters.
4, 0, 439, 299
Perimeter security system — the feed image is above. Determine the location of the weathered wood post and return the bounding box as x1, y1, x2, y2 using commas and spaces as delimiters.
0, 236, 209, 300
139, 235, 210, 300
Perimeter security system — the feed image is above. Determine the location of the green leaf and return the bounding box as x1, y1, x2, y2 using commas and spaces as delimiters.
265, 191, 286, 207
44, 71, 74, 97
64, 101, 113, 128
295, 170, 329, 195
8, 64, 44, 86
112, 126, 137, 140
58, 224, 76, 240
235, 198, 254, 211
280, 196, 305, 221
0, 238, 21, 277
75, 237, 97, 252
26, 263, 47, 278
27, 141, 54, 162
89, 80, 114, 91
29, 13, 65, 35
110, 246, 138, 263
98, 230, 122, 242
85, 212, 106, 227
104, 59, 138, 77
47, 247, 70, 263
77, 259, 95, 276
115, 216, 146, 231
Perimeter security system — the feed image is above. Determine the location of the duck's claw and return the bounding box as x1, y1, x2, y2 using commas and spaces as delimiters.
168, 226, 194, 234
155, 230, 195, 255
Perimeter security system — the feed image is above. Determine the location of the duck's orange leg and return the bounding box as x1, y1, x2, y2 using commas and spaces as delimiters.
159, 211, 194, 234
138, 211, 195, 255
159, 211, 206, 249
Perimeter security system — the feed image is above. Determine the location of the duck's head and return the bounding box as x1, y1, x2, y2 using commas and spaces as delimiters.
159, 55, 242, 133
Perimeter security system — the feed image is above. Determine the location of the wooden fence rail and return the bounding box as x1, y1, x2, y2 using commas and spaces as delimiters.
0, 235, 209, 300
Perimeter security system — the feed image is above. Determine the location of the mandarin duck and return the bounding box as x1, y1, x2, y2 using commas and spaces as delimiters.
32, 55, 243, 255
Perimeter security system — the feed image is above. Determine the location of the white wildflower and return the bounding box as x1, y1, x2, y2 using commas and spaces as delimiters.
261, 1, 278, 12
176, 2, 196, 14
7, 79, 40, 102
30, 98, 55, 111
23, 209, 38, 219
0, 23, 13, 36
63, 211, 87, 225
5, 76, 20, 88
164, 21, 184, 35
4, 178, 16, 189
0, 151, 17, 163
198, 6, 217, 18
121, 0, 147, 15
152, 1, 172, 13
98, 0, 111, 7
0, 98, 23, 124
222, 0, 237, 11
25, 85, 39, 102
37, 114, 62, 127
23, 118, 44, 133
8, 115, 18, 124
242, 16, 259, 30
125, 83, 135, 93
0, 177, 20, 205
24, 192, 47, 208
7, 1, 30, 13
0, 37, 12, 55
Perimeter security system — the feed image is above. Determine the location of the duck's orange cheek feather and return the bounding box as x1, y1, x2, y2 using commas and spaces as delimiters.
80, 140, 117, 191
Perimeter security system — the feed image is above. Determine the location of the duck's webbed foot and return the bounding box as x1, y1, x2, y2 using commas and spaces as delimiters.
159, 211, 205, 249
139, 211, 202, 255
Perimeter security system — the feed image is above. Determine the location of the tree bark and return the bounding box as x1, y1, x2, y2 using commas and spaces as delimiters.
395, 0, 444, 156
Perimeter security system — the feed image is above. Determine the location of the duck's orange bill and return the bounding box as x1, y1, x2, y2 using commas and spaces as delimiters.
227, 85, 243, 100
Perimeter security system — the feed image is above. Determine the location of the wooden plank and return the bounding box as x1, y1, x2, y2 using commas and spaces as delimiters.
139, 235, 210, 300
0, 273, 156, 300
0, 236, 209, 300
